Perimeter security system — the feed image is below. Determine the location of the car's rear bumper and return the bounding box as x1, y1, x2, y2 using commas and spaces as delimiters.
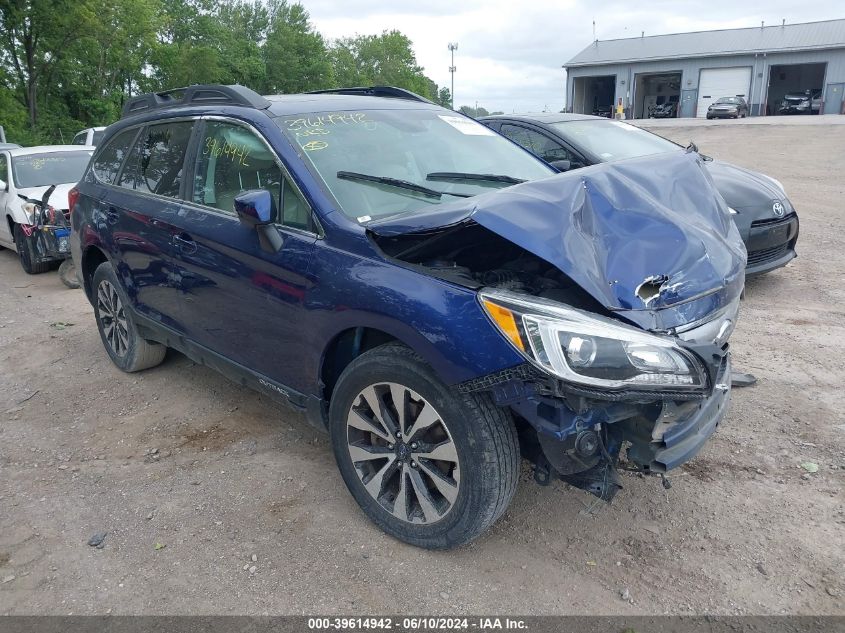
745, 213, 799, 275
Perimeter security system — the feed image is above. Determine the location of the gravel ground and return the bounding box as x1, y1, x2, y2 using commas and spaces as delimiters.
0, 121, 843, 616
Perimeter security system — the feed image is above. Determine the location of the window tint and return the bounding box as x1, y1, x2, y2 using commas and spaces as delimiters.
120, 122, 193, 198
500, 124, 573, 164
92, 128, 137, 184
193, 121, 285, 218
92, 130, 104, 146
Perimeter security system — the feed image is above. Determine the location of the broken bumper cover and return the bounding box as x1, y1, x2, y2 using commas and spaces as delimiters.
625, 355, 731, 472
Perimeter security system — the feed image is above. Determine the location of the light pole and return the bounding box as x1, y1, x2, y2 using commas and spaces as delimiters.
448, 42, 458, 109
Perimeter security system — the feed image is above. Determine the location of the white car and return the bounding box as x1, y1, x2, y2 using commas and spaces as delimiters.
0, 145, 93, 274
71, 127, 106, 147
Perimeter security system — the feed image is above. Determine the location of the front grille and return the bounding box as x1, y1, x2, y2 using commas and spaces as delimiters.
751, 212, 795, 229
747, 243, 789, 266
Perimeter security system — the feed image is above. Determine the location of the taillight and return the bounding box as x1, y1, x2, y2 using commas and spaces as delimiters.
68, 187, 80, 230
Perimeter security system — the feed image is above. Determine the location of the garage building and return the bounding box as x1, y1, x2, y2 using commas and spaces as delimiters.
564, 18, 845, 118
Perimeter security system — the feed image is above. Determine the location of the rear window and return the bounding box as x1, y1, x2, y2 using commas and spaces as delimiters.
119, 121, 194, 198
92, 128, 138, 184
12, 151, 93, 188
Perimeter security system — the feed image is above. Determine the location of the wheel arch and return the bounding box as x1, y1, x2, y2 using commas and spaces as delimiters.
80, 245, 109, 302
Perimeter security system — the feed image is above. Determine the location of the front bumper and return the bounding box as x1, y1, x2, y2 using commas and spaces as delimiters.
622, 355, 730, 471
745, 213, 799, 275
707, 110, 738, 118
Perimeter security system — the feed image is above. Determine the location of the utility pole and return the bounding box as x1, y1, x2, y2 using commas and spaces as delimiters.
448, 42, 458, 109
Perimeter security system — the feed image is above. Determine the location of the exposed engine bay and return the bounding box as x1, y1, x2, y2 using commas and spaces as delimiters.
371, 221, 611, 317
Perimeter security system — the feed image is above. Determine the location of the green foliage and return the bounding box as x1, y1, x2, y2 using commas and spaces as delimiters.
0, 0, 449, 145
459, 105, 493, 118
329, 31, 437, 100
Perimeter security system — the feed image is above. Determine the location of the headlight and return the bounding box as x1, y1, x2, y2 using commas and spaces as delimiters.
480, 290, 707, 391
22, 202, 39, 224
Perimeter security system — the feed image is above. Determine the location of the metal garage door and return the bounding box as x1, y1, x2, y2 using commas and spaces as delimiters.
696, 67, 752, 117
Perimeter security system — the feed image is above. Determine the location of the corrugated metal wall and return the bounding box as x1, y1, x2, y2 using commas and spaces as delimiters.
565, 48, 845, 117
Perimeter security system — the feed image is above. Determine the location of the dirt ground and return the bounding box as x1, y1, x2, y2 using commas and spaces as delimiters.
1, 122, 843, 616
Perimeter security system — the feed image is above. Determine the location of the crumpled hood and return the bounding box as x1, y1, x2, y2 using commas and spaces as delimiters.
17, 183, 75, 211
705, 159, 786, 210
370, 152, 747, 331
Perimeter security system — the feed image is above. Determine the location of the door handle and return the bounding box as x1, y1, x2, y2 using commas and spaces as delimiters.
173, 233, 197, 255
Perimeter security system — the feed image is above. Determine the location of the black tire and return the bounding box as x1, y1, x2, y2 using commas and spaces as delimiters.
92, 261, 166, 372
58, 259, 81, 289
13, 223, 51, 274
328, 343, 520, 549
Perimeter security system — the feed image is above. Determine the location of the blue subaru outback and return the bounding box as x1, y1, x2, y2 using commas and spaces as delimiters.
70, 84, 746, 549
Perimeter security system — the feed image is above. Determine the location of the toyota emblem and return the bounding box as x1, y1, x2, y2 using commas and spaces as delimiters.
772, 201, 785, 217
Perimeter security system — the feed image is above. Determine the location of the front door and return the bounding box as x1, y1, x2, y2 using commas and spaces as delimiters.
0, 152, 12, 247
824, 83, 844, 115
170, 118, 318, 390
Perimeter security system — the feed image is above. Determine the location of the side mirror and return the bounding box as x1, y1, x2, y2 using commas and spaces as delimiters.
550, 159, 571, 172
234, 189, 275, 227
234, 189, 283, 253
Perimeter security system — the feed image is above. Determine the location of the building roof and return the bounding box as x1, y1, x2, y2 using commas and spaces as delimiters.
565, 18, 845, 68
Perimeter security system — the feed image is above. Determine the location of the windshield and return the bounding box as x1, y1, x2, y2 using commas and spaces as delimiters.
12, 151, 92, 188
276, 109, 553, 220
551, 120, 679, 163
715, 97, 742, 104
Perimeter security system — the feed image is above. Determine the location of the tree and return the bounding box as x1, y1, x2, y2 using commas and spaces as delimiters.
0, 0, 96, 127
263, 0, 331, 94
435, 87, 452, 109
329, 30, 437, 100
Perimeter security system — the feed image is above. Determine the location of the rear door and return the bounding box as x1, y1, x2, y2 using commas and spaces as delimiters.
168, 117, 318, 388
105, 120, 197, 331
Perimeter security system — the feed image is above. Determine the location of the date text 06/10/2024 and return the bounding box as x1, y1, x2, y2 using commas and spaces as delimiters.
307, 618, 528, 630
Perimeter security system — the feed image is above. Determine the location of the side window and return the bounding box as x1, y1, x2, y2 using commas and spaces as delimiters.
0, 154, 7, 185
500, 124, 574, 164
281, 178, 311, 231
119, 121, 193, 198
72, 132, 87, 145
193, 121, 310, 230
91, 128, 138, 184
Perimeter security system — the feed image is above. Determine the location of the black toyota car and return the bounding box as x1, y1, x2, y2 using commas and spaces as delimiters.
480, 113, 799, 276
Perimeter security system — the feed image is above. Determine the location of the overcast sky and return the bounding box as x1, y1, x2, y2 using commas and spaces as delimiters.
304, 1, 842, 112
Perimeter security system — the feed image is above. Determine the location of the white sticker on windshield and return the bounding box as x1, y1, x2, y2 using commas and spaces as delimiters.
437, 115, 496, 136
357, 215, 372, 223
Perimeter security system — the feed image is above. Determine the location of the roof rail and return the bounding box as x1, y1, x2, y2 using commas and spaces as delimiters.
121, 84, 271, 119
305, 86, 434, 104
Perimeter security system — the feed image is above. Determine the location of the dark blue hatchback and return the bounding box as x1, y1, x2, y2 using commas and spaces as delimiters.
70, 84, 746, 548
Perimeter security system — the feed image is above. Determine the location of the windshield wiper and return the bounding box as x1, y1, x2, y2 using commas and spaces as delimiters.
426, 172, 526, 185
337, 171, 472, 199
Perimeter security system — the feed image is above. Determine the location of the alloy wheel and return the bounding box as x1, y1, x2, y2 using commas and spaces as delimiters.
346, 382, 460, 525
97, 280, 130, 357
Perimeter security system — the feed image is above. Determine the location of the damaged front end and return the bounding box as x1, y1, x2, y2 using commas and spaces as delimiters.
369, 152, 745, 502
